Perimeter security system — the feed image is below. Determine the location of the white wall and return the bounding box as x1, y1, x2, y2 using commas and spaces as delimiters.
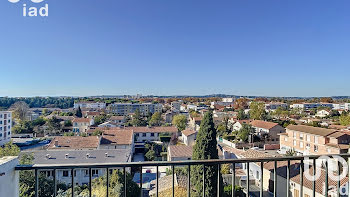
0, 156, 19, 197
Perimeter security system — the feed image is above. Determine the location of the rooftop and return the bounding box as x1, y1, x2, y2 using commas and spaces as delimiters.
47, 136, 100, 150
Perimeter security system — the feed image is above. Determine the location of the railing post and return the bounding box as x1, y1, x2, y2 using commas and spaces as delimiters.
71, 168, 74, 197
140, 166, 143, 197
156, 166, 159, 197
35, 169, 39, 197
286, 160, 290, 197
106, 168, 109, 197
187, 164, 191, 197
172, 165, 175, 197
299, 160, 303, 197
312, 158, 316, 197
203, 164, 206, 197
325, 160, 328, 197
260, 162, 263, 197
247, 162, 250, 197
217, 164, 220, 197
232, 162, 236, 197
124, 167, 127, 197
337, 161, 341, 197
89, 168, 92, 197
53, 169, 57, 197
274, 160, 277, 197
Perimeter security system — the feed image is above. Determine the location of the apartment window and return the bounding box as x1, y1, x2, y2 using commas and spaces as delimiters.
299, 133, 303, 140
314, 136, 318, 144
293, 140, 296, 146
142, 133, 146, 137
306, 143, 310, 150
0, 114, 2, 118
314, 145, 318, 152
92, 169, 99, 176
300, 142, 304, 148
63, 171, 69, 177
0, 121, 2, 124
293, 132, 296, 139
284, 137, 288, 142
150, 133, 154, 137
306, 135, 310, 142
0, 127, 2, 131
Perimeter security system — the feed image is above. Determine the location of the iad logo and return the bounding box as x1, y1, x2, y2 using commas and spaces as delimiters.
8, 0, 48, 17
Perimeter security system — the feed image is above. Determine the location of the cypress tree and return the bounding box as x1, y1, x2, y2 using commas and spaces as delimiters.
191, 111, 223, 196
75, 106, 82, 118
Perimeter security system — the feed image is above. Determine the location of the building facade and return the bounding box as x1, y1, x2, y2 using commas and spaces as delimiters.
74, 102, 106, 110
0, 111, 12, 146
108, 103, 162, 116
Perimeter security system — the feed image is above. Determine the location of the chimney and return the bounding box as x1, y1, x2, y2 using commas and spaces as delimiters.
54, 140, 59, 147
65, 154, 69, 159
105, 152, 108, 158
86, 153, 90, 159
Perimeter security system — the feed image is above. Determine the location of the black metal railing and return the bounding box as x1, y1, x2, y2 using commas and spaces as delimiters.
15, 153, 350, 197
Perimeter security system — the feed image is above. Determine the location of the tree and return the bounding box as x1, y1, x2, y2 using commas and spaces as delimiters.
149, 112, 163, 126
238, 123, 255, 142
145, 149, 156, 161
130, 110, 147, 126
47, 116, 61, 133
10, 101, 29, 121
172, 114, 187, 131
92, 130, 103, 136
64, 120, 72, 127
75, 106, 82, 118
0, 141, 20, 158
237, 109, 247, 120
234, 98, 248, 110
340, 113, 350, 126
63, 132, 75, 136
94, 115, 107, 126
191, 111, 223, 196
249, 102, 267, 120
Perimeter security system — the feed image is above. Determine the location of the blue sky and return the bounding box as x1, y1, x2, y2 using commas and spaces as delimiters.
0, 0, 349, 97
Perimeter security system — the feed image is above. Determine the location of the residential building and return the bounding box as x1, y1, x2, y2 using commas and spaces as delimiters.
264, 102, 288, 111
47, 136, 101, 150
316, 109, 330, 118
72, 118, 94, 133
290, 103, 333, 110
74, 102, 106, 110
181, 129, 197, 146
99, 129, 135, 155
133, 126, 178, 142
250, 120, 285, 142
109, 116, 126, 126
232, 120, 252, 131
108, 103, 162, 116
332, 103, 350, 110
30, 149, 131, 185
0, 111, 12, 146
188, 115, 202, 131
279, 125, 350, 156
171, 101, 181, 112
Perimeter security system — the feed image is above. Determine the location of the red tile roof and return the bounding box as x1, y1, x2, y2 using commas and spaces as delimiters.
73, 118, 92, 123
182, 129, 197, 137
48, 136, 100, 150
101, 129, 133, 145
251, 120, 279, 130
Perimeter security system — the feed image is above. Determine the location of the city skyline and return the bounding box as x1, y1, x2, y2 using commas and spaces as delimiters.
1, 0, 349, 97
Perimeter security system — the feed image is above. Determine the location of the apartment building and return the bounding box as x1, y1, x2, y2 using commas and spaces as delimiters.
133, 126, 178, 142
74, 102, 106, 110
170, 101, 181, 112
0, 111, 12, 146
279, 125, 350, 156
290, 103, 333, 110
332, 103, 350, 110
264, 102, 288, 111
108, 103, 162, 116
72, 118, 94, 133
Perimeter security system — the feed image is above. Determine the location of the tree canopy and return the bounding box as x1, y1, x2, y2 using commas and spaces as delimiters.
172, 114, 187, 131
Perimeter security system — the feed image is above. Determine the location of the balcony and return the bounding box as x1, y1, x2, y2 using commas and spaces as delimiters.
2, 153, 349, 197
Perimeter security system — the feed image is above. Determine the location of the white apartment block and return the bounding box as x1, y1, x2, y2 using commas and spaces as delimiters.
332, 103, 350, 110
0, 111, 12, 146
265, 102, 288, 111
108, 103, 162, 116
171, 101, 181, 112
74, 102, 106, 110
290, 103, 333, 110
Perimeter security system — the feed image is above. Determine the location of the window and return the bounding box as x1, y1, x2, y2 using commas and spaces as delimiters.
0, 127, 2, 131
293, 132, 296, 139
150, 133, 154, 137
299, 133, 303, 140
0, 121, 2, 124
314, 145, 318, 152
63, 171, 69, 177
293, 140, 296, 146
314, 136, 318, 144
300, 142, 303, 148
142, 133, 146, 137
327, 148, 331, 153
306, 143, 310, 150
307, 135, 310, 142
92, 169, 99, 176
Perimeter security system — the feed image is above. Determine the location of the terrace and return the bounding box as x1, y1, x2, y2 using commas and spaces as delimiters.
1, 153, 349, 197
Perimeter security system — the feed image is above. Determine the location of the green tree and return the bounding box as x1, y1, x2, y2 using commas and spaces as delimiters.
0, 141, 20, 158
63, 132, 75, 136
149, 112, 163, 126
249, 102, 267, 120
64, 120, 72, 127
172, 114, 188, 131
238, 123, 255, 142
47, 116, 61, 133
92, 130, 103, 136
10, 101, 29, 121
191, 111, 223, 197
130, 110, 147, 126
94, 115, 107, 126
340, 113, 350, 126
237, 109, 247, 120
75, 106, 82, 118
145, 149, 156, 161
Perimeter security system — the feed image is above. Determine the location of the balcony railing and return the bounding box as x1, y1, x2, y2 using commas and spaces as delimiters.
15, 153, 350, 197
